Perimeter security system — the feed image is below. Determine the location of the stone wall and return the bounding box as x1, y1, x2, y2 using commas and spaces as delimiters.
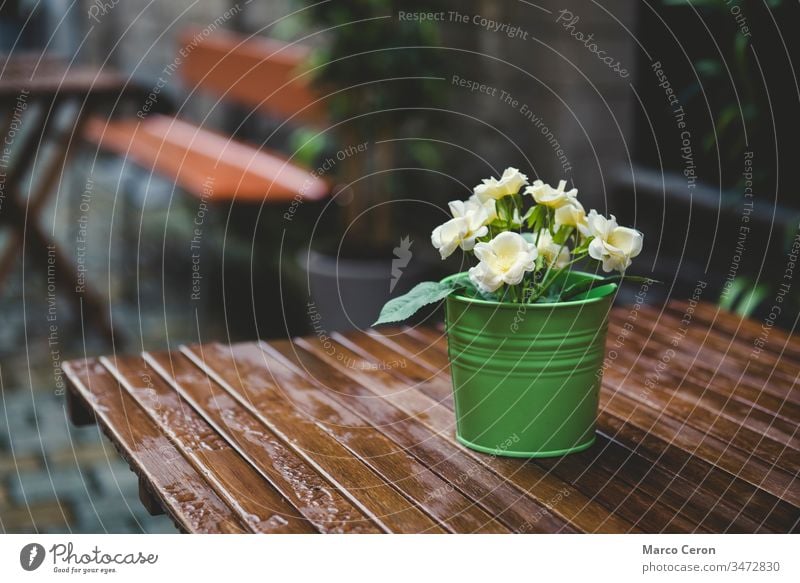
435, 0, 638, 211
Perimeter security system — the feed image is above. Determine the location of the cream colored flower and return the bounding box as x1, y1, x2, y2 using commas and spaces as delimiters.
468, 231, 538, 293
536, 229, 570, 268
554, 198, 589, 236
525, 179, 578, 209
473, 167, 529, 201
586, 210, 643, 272
449, 196, 497, 225
431, 208, 489, 259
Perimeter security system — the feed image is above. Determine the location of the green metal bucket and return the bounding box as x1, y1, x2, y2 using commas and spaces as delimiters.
443, 271, 616, 458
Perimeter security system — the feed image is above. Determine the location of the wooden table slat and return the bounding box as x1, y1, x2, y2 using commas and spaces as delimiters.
654, 309, 800, 399
602, 341, 800, 466
630, 306, 800, 406
667, 301, 800, 357
599, 387, 799, 507
608, 321, 800, 428
597, 409, 799, 532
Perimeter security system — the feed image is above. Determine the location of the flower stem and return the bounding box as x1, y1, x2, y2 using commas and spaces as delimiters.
532, 227, 573, 301
529, 252, 587, 303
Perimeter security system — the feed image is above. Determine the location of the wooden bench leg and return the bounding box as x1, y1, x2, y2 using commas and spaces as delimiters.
138, 477, 166, 516
66, 386, 96, 426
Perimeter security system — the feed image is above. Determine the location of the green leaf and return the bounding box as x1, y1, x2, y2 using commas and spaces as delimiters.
408, 141, 441, 169
553, 225, 572, 245
520, 206, 535, 223
734, 32, 750, 72
719, 277, 749, 311
478, 288, 500, 302
560, 274, 658, 301
447, 272, 476, 293
695, 59, 722, 78
560, 278, 601, 301
571, 283, 618, 301
573, 236, 592, 254
526, 205, 545, 231
373, 281, 455, 326
734, 283, 771, 317
288, 128, 329, 168
716, 103, 741, 137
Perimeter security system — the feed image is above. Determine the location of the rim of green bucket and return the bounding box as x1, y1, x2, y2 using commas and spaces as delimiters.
441, 271, 617, 310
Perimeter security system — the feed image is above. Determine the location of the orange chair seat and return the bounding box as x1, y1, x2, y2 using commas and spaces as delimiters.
85, 114, 328, 203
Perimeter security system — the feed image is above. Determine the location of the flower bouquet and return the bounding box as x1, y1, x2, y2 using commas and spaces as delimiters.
375, 168, 646, 457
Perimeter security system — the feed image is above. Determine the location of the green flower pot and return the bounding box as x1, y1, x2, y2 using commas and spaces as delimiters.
442, 271, 616, 458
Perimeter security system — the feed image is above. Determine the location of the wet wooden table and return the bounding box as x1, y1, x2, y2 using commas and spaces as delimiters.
64, 301, 800, 533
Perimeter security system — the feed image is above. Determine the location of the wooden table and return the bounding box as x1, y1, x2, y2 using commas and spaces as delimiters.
1, 55, 126, 341
64, 301, 800, 533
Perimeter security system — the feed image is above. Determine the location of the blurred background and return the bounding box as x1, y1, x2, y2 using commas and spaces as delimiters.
0, 0, 797, 533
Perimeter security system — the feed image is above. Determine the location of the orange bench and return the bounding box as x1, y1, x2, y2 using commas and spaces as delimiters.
85, 27, 328, 204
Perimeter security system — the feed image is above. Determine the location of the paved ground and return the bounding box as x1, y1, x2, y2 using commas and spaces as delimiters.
0, 161, 181, 533
0, 386, 177, 533
1, 154, 309, 533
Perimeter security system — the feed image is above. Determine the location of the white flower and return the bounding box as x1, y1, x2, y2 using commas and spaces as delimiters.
536, 229, 570, 268
525, 179, 578, 209
431, 208, 489, 259
468, 231, 538, 293
449, 196, 496, 225
473, 167, 529, 201
554, 198, 589, 236
586, 210, 643, 272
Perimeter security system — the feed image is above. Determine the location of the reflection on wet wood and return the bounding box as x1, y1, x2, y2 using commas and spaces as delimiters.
63, 359, 247, 533
65, 301, 800, 533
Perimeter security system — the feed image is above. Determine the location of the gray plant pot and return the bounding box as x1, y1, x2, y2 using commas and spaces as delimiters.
299, 248, 425, 332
